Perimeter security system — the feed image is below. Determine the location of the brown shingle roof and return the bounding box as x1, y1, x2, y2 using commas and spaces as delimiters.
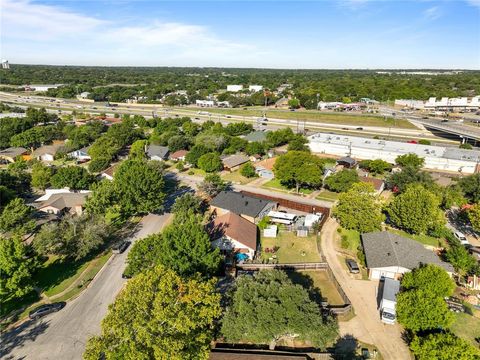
359, 177, 384, 191
222, 154, 250, 169
210, 212, 258, 250
102, 163, 119, 178
38, 192, 89, 211
169, 149, 188, 160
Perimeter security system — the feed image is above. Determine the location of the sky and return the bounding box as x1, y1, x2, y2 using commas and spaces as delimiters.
1, 0, 479, 69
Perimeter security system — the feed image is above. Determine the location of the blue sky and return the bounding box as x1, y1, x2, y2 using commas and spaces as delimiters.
1, 0, 479, 68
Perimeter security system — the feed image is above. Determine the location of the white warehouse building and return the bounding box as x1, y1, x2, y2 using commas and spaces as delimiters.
308, 132, 480, 174
227, 85, 243, 92
395, 96, 480, 111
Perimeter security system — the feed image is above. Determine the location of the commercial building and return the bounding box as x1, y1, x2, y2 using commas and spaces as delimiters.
308, 132, 480, 174
25, 84, 63, 92
248, 85, 263, 92
395, 96, 480, 111
196, 100, 215, 107
227, 85, 243, 92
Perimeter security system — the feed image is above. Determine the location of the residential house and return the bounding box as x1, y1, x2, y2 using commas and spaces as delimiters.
0, 147, 29, 163
210, 191, 277, 223
359, 177, 385, 194
254, 165, 274, 179
336, 156, 357, 169
361, 231, 454, 280
209, 211, 258, 260
37, 192, 90, 216
33, 144, 62, 162
100, 164, 119, 181
169, 149, 189, 162
222, 154, 250, 172
68, 146, 91, 162
147, 145, 169, 161
275, 97, 290, 109
249, 154, 262, 162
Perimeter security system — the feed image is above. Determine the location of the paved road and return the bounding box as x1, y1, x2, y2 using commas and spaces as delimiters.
321, 218, 412, 360
1, 213, 172, 360
174, 172, 334, 209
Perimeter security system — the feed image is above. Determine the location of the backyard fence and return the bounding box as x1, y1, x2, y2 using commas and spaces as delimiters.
236, 262, 329, 271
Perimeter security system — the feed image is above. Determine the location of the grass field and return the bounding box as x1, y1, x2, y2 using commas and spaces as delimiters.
294, 270, 345, 306
261, 231, 321, 263
262, 178, 314, 195
221, 170, 255, 185
451, 307, 480, 347
186, 107, 416, 129
339, 228, 361, 253
316, 189, 340, 202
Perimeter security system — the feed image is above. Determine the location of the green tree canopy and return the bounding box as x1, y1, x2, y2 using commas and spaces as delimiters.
185, 144, 210, 167
401, 264, 455, 298
197, 152, 223, 173
273, 151, 324, 193
324, 169, 359, 193
359, 159, 392, 175
0, 198, 35, 235
84, 266, 221, 360
221, 270, 338, 350
50, 166, 94, 190
0, 236, 38, 303
333, 182, 384, 233
410, 332, 480, 360
31, 161, 53, 190
387, 184, 444, 234
114, 160, 166, 215
459, 173, 480, 203
395, 153, 425, 169
468, 203, 480, 232
240, 162, 257, 178
386, 166, 435, 193
171, 193, 205, 223
129, 139, 147, 160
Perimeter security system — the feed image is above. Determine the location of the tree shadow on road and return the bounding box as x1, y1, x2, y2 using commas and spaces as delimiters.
0, 319, 50, 359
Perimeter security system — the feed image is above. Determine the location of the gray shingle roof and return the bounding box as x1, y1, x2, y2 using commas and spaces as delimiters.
361, 231, 454, 272
147, 145, 169, 159
222, 154, 249, 169
210, 191, 275, 218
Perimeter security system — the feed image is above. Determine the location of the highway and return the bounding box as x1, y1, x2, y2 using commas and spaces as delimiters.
0, 91, 456, 143
0, 213, 172, 360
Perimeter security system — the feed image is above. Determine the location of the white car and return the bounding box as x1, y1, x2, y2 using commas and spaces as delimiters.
454, 231, 470, 246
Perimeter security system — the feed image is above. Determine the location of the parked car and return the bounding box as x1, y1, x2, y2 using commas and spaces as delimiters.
346, 259, 360, 274
29, 302, 65, 320
454, 231, 470, 246
112, 240, 131, 254
356, 127, 363, 130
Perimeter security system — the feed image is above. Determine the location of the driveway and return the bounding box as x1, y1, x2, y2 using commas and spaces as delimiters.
1, 213, 172, 360
321, 218, 412, 360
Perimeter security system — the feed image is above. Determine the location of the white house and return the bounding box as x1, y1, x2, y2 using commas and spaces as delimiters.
196, 100, 215, 107
209, 211, 258, 260
68, 146, 91, 161
33, 144, 62, 162
227, 85, 243, 92
362, 232, 454, 280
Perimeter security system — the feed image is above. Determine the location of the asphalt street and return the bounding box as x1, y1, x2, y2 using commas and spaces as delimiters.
1, 213, 172, 360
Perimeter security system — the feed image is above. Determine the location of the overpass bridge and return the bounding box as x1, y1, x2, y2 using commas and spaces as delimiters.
409, 117, 480, 143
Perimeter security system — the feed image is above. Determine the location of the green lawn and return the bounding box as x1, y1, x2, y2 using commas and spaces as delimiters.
388, 228, 447, 248
339, 228, 361, 253
291, 270, 345, 306
36, 255, 92, 297
186, 167, 207, 177
451, 307, 480, 347
185, 107, 415, 129
262, 178, 314, 195
221, 170, 255, 185
316, 189, 340, 202
261, 231, 321, 263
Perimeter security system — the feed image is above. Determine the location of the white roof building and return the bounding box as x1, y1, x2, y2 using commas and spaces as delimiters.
227, 85, 243, 92
248, 85, 263, 92
196, 99, 215, 107
308, 132, 480, 174
395, 96, 480, 110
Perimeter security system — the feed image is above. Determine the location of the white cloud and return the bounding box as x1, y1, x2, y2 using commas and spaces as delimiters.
466, 0, 480, 8
424, 6, 442, 20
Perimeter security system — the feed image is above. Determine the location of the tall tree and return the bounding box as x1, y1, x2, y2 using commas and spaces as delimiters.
333, 183, 383, 233
197, 152, 223, 173
273, 151, 324, 193
221, 270, 338, 350
84, 266, 221, 360
387, 184, 444, 234
198, 174, 229, 198
0, 236, 37, 303
158, 215, 221, 278
31, 161, 53, 190
324, 169, 359, 193
410, 332, 480, 360
386, 166, 434, 193
458, 173, 480, 203
468, 203, 480, 232
0, 198, 35, 235
114, 160, 166, 215
50, 166, 94, 190
171, 193, 205, 223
